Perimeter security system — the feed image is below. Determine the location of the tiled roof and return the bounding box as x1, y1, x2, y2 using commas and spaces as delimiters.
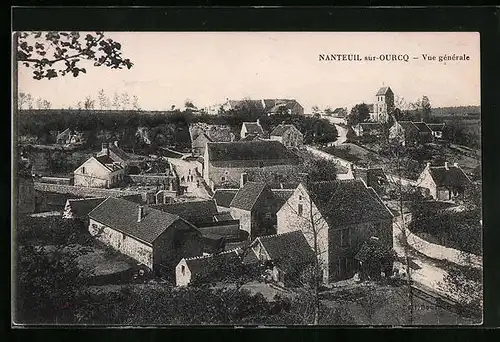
196, 221, 242, 241
270, 124, 298, 137
262, 99, 301, 111
207, 141, 301, 162
427, 123, 445, 131
255, 230, 315, 273
213, 212, 234, 221
229, 182, 268, 211
109, 144, 132, 162
65, 197, 106, 218
271, 189, 295, 210
151, 200, 218, 226
359, 122, 383, 130
242, 122, 265, 136
192, 133, 212, 147
184, 249, 241, 276
397, 121, 419, 132
239, 133, 260, 142
212, 189, 238, 208
332, 108, 348, 116
429, 165, 471, 189
95, 155, 124, 172
376, 86, 392, 96
305, 179, 393, 227
88, 197, 186, 244
412, 122, 432, 133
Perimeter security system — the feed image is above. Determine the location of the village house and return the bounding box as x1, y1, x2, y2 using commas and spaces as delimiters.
416, 162, 472, 201
269, 123, 304, 148
73, 155, 125, 188
389, 121, 419, 146
262, 99, 305, 116
203, 140, 301, 190
352, 122, 384, 137
427, 123, 446, 140
276, 179, 394, 283
368, 86, 395, 123
191, 133, 213, 157
240, 119, 265, 140
96, 141, 132, 169
175, 249, 242, 287
88, 197, 205, 277
63, 194, 142, 221
353, 167, 389, 197
56, 128, 85, 145
248, 230, 315, 287
212, 187, 293, 213
150, 199, 219, 226
229, 178, 281, 239
412, 122, 434, 143
332, 107, 348, 118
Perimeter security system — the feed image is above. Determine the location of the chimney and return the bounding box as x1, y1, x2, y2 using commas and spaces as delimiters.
114, 140, 119, 147
453, 162, 458, 167
426, 162, 431, 168
256, 118, 260, 126
102, 143, 109, 156
240, 172, 248, 188
444, 162, 449, 170
282, 121, 285, 125
137, 206, 144, 222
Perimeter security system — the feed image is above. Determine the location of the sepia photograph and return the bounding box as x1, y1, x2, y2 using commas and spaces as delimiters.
12, 30, 482, 326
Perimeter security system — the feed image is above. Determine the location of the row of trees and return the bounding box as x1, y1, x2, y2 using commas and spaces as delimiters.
18, 92, 52, 110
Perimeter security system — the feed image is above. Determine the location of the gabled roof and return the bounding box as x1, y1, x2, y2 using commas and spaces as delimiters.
427, 123, 445, 131
196, 220, 242, 241
239, 133, 261, 142
271, 189, 295, 210
242, 122, 265, 136
213, 212, 234, 221
332, 107, 347, 116
270, 124, 300, 137
262, 99, 302, 111
230, 182, 268, 211
192, 133, 213, 146
88, 197, 188, 244
228, 100, 265, 111
304, 179, 394, 227
207, 141, 300, 162
94, 155, 124, 172
254, 230, 315, 273
376, 86, 392, 96
396, 121, 419, 132
57, 128, 71, 139
358, 122, 383, 130
428, 165, 472, 189
412, 122, 432, 133
151, 200, 218, 226
183, 249, 241, 276
64, 197, 106, 219
108, 144, 132, 162
212, 189, 238, 208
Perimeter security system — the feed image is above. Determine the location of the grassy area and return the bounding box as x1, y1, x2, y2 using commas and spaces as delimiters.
322, 143, 389, 167
319, 282, 479, 325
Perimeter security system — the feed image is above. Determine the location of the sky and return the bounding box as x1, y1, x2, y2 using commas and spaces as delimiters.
18, 32, 481, 112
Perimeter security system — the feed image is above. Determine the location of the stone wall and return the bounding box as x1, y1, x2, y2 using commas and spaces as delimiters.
40, 176, 73, 185
128, 174, 179, 191
34, 182, 153, 203
230, 208, 252, 238
89, 219, 153, 269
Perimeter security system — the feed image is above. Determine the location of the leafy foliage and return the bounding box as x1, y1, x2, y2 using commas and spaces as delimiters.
347, 103, 370, 126
17, 31, 133, 80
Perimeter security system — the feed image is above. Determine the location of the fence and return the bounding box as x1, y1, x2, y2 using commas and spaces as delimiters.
34, 182, 154, 203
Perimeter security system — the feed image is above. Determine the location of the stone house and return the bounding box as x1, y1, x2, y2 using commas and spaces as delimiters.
175, 249, 242, 287
191, 133, 213, 157
212, 188, 239, 211
389, 121, 419, 146
412, 122, 433, 143
56, 128, 84, 145
229, 179, 280, 239
269, 123, 304, 148
248, 230, 315, 287
240, 119, 265, 140
416, 162, 472, 201
88, 197, 205, 277
353, 167, 389, 197
262, 99, 305, 116
276, 179, 394, 283
97, 142, 132, 169
427, 123, 445, 139
150, 199, 219, 226
352, 123, 383, 137
203, 140, 301, 190
74, 155, 125, 188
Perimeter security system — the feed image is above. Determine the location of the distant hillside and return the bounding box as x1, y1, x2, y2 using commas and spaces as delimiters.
431, 106, 480, 117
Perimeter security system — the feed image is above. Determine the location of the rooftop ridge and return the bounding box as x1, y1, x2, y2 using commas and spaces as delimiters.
257, 230, 302, 241
184, 249, 239, 261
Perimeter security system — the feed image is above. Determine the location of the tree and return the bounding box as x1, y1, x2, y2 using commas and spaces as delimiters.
42, 99, 52, 109
112, 92, 121, 110
311, 105, 320, 115
83, 96, 95, 110
347, 103, 370, 126
323, 107, 333, 116
36, 97, 43, 109
410, 96, 432, 122
18, 92, 28, 109
184, 99, 196, 109
26, 93, 34, 110
121, 92, 130, 110
132, 95, 141, 111
17, 31, 133, 80
97, 89, 110, 110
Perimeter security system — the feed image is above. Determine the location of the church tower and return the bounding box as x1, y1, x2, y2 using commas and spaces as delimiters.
374, 86, 394, 122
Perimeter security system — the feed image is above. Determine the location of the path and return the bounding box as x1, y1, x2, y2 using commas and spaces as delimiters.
166, 157, 211, 199
328, 124, 348, 147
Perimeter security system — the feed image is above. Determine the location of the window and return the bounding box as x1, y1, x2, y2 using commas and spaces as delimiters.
221, 176, 226, 182
258, 161, 264, 168
181, 265, 185, 275
264, 212, 272, 219
81, 167, 85, 174
298, 204, 303, 216
298, 195, 303, 201
340, 228, 351, 247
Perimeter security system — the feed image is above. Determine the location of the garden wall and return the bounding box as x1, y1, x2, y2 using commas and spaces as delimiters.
406, 229, 482, 269
34, 182, 154, 203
